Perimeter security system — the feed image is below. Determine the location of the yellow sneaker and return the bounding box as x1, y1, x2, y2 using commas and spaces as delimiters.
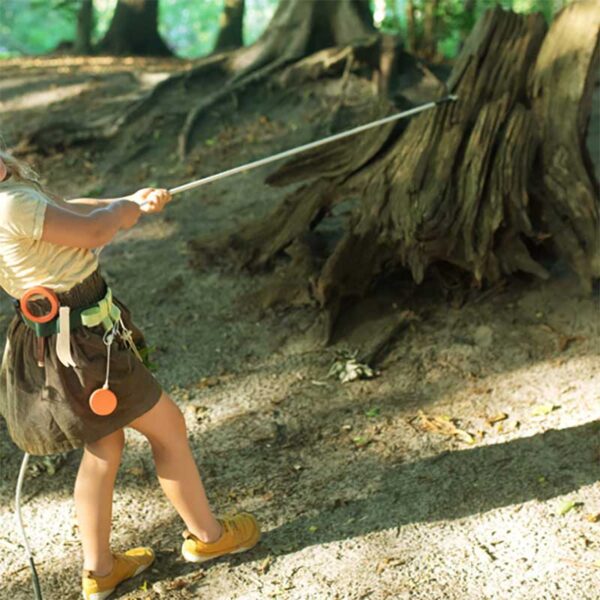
181, 513, 261, 563
81, 547, 155, 600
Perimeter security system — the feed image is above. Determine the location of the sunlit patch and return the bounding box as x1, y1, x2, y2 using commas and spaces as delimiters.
0, 82, 91, 112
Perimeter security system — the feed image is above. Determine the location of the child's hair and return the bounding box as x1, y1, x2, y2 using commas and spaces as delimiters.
0, 143, 61, 201
0, 147, 41, 187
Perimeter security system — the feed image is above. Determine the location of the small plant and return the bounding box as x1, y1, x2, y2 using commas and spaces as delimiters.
327, 350, 377, 384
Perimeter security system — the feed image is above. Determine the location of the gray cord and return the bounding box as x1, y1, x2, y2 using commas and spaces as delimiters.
168, 95, 458, 196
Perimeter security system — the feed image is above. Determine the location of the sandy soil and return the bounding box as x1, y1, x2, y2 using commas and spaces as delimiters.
0, 57, 599, 600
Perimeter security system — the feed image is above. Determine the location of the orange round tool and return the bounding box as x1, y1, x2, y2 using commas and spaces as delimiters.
20, 286, 60, 324
89, 387, 118, 416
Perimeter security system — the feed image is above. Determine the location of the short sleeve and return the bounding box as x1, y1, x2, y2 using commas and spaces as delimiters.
0, 185, 47, 241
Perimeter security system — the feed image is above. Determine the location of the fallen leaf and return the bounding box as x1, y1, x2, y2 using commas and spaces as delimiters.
195, 376, 220, 389
352, 436, 371, 448
558, 334, 585, 352
486, 412, 508, 425
585, 513, 600, 523
531, 404, 558, 417
559, 500, 581, 516
417, 411, 475, 444
258, 556, 273, 574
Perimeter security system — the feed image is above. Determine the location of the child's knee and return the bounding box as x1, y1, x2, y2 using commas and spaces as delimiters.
85, 429, 125, 464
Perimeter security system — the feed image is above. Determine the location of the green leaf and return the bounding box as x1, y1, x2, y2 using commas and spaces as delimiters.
365, 407, 380, 419
352, 436, 370, 448
559, 500, 577, 516
531, 404, 558, 416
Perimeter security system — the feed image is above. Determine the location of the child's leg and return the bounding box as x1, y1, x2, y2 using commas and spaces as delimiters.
74, 428, 125, 575
128, 393, 222, 542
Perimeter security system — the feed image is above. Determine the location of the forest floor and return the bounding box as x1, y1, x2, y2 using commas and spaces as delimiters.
0, 56, 599, 600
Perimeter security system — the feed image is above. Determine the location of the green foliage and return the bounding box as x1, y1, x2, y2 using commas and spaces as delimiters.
373, 0, 572, 59
0, 0, 573, 60
0, 0, 78, 55
0, 0, 278, 58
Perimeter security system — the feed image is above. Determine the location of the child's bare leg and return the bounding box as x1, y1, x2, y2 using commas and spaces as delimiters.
74, 428, 125, 575
128, 393, 221, 542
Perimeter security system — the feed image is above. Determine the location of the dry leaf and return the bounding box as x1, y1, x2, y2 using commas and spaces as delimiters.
585, 513, 600, 523
195, 376, 220, 389
418, 411, 475, 444
486, 412, 508, 425
258, 556, 273, 574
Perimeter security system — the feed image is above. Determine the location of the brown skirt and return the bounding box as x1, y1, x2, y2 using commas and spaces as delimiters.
0, 270, 162, 456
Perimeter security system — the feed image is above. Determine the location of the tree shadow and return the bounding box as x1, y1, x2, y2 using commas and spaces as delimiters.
2, 414, 598, 599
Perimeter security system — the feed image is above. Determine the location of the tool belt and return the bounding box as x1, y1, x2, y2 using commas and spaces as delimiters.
15, 286, 124, 368
17, 287, 121, 337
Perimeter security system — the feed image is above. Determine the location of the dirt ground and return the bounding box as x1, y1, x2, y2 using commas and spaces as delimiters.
0, 57, 599, 600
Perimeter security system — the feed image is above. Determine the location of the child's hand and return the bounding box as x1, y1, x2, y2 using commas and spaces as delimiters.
128, 188, 172, 214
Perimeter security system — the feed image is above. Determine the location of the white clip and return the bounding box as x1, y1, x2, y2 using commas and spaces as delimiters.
56, 306, 76, 367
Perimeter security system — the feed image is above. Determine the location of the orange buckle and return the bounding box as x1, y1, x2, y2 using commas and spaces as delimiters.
20, 286, 60, 324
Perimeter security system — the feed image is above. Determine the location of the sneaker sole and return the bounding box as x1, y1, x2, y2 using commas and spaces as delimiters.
182, 534, 260, 564
82, 563, 150, 600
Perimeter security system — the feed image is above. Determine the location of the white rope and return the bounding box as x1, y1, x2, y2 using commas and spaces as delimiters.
15, 452, 33, 558
168, 95, 458, 196
15, 452, 44, 598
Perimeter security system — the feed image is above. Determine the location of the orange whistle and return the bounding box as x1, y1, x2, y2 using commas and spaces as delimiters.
89, 387, 118, 416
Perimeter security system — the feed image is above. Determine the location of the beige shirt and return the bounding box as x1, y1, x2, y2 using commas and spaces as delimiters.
0, 181, 98, 298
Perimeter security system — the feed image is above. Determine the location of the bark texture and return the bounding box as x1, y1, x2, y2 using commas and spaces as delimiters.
75, 0, 94, 55
214, 0, 245, 52
179, 0, 379, 157
230, 0, 376, 77
193, 3, 599, 339
97, 0, 171, 56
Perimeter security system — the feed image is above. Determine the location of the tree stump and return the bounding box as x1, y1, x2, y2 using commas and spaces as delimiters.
192, 3, 599, 341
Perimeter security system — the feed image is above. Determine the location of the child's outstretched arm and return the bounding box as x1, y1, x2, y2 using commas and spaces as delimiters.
42, 199, 141, 249
42, 188, 171, 249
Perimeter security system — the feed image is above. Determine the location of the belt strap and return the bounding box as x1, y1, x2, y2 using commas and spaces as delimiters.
19, 288, 121, 337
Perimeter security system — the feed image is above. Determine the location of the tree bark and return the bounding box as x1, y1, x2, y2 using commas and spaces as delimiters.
75, 0, 94, 55
214, 0, 245, 53
199, 3, 599, 339
422, 0, 439, 60
230, 0, 376, 77
405, 0, 419, 54
97, 0, 171, 56
178, 0, 379, 156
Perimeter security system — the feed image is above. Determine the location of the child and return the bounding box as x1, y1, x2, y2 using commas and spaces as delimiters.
0, 149, 260, 600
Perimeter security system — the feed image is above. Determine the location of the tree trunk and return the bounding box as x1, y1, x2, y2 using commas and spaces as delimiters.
199, 3, 599, 339
460, 0, 477, 43
97, 0, 171, 56
178, 0, 379, 156
214, 0, 245, 53
75, 0, 94, 55
405, 0, 418, 54
231, 0, 376, 77
422, 0, 439, 60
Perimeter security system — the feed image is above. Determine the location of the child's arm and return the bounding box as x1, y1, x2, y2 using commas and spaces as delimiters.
41, 200, 141, 249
